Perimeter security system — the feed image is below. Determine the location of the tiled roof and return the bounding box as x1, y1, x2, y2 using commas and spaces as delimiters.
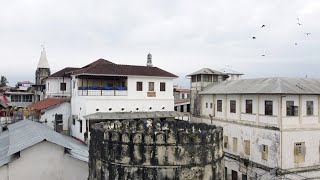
27, 98, 69, 111
72, 59, 178, 78
49, 67, 80, 78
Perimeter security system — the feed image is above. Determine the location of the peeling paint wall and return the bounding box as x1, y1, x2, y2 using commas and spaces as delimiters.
89, 119, 223, 180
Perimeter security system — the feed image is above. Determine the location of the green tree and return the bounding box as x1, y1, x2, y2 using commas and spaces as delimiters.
0, 76, 8, 86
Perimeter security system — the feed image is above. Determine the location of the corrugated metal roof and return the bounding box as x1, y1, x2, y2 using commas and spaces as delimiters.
0, 120, 88, 167
200, 77, 320, 95
84, 111, 191, 120
0, 131, 10, 166
219, 68, 244, 75
187, 68, 226, 76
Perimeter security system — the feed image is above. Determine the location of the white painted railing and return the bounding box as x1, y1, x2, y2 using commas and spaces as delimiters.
78, 90, 127, 96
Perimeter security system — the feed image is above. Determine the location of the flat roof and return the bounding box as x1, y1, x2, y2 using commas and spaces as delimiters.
84, 111, 191, 120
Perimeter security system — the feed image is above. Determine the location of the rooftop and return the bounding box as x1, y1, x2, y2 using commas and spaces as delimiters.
84, 111, 191, 120
219, 68, 243, 75
71, 59, 178, 78
187, 68, 227, 76
49, 67, 80, 78
0, 120, 88, 166
27, 98, 69, 111
200, 77, 320, 95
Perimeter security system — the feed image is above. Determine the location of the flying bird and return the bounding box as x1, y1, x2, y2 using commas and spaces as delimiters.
295, 43, 298, 45
297, 23, 302, 26
304, 33, 311, 35
252, 37, 256, 39
297, 18, 300, 21
261, 25, 266, 28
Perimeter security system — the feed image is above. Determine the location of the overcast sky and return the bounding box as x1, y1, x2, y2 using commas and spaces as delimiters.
0, 0, 319, 87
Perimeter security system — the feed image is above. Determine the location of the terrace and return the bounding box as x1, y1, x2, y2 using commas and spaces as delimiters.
77, 76, 128, 96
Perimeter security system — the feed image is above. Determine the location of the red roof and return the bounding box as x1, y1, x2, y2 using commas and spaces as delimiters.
27, 98, 69, 111
49, 67, 80, 78
175, 89, 191, 93
71, 59, 178, 78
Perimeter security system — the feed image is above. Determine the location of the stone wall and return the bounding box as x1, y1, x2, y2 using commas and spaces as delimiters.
89, 119, 223, 180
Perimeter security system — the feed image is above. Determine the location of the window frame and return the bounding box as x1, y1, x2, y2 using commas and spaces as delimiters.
246, 100, 253, 114
148, 82, 154, 91
160, 82, 166, 91
306, 101, 314, 116
136, 82, 143, 91
217, 100, 222, 112
265, 101, 273, 115
230, 100, 236, 113
60, 83, 67, 91
244, 140, 250, 155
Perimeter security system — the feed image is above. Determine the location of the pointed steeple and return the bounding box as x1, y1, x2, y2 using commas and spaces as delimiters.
37, 45, 50, 69
146, 53, 153, 67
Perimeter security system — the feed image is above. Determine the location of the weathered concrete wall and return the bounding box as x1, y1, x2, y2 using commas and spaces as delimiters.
89, 119, 223, 180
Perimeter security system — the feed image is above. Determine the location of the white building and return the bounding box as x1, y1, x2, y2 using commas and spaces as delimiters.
0, 120, 88, 180
43, 55, 177, 143
198, 77, 320, 179
27, 98, 71, 133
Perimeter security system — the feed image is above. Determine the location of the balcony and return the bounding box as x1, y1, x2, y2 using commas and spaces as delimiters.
77, 75, 128, 96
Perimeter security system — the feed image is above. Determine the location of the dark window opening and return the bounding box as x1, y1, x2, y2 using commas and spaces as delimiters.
136, 82, 143, 91
217, 100, 222, 112
160, 82, 166, 91
265, 101, 273, 115
246, 100, 252, 113
60, 83, 66, 91
230, 100, 236, 113
286, 101, 298, 116
307, 101, 314, 116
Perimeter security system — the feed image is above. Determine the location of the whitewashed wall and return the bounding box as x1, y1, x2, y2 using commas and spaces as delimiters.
0, 141, 87, 180
71, 75, 175, 142
40, 102, 71, 131
46, 78, 72, 98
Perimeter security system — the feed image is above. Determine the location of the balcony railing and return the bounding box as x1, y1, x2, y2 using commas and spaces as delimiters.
77, 86, 128, 96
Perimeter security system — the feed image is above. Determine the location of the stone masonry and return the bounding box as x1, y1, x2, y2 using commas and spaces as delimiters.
89, 119, 224, 180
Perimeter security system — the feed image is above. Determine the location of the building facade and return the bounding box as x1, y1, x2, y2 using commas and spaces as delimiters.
42, 55, 177, 143
198, 77, 320, 179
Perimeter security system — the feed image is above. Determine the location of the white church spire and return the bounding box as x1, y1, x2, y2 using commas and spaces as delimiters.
37, 45, 50, 69
146, 53, 153, 67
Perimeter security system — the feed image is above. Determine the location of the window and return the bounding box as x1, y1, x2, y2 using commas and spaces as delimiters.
191, 75, 196, 82
160, 82, 166, 91
307, 101, 314, 116
182, 93, 185, 99
210, 103, 213, 109
79, 120, 83, 133
224, 136, 229, 149
60, 83, 66, 91
136, 82, 143, 91
246, 100, 252, 114
21, 95, 32, 102
265, 101, 273, 115
286, 101, 298, 116
197, 74, 201, 82
11, 95, 21, 102
233, 137, 238, 153
261, 144, 268, 161
232, 170, 238, 180
217, 100, 222, 112
242, 174, 247, 180
148, 82, 154, 91
206, 103, 208, 108
294, 142, 305, 163
244, 140, 250, 155
230, 100, 236, 113
72, 118, 75, 125
225, 167, 228, 180
203, 75, 212, 82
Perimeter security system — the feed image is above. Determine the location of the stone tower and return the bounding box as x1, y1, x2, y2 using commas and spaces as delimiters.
34, 46, 51, 102
146, 53, 153, 67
